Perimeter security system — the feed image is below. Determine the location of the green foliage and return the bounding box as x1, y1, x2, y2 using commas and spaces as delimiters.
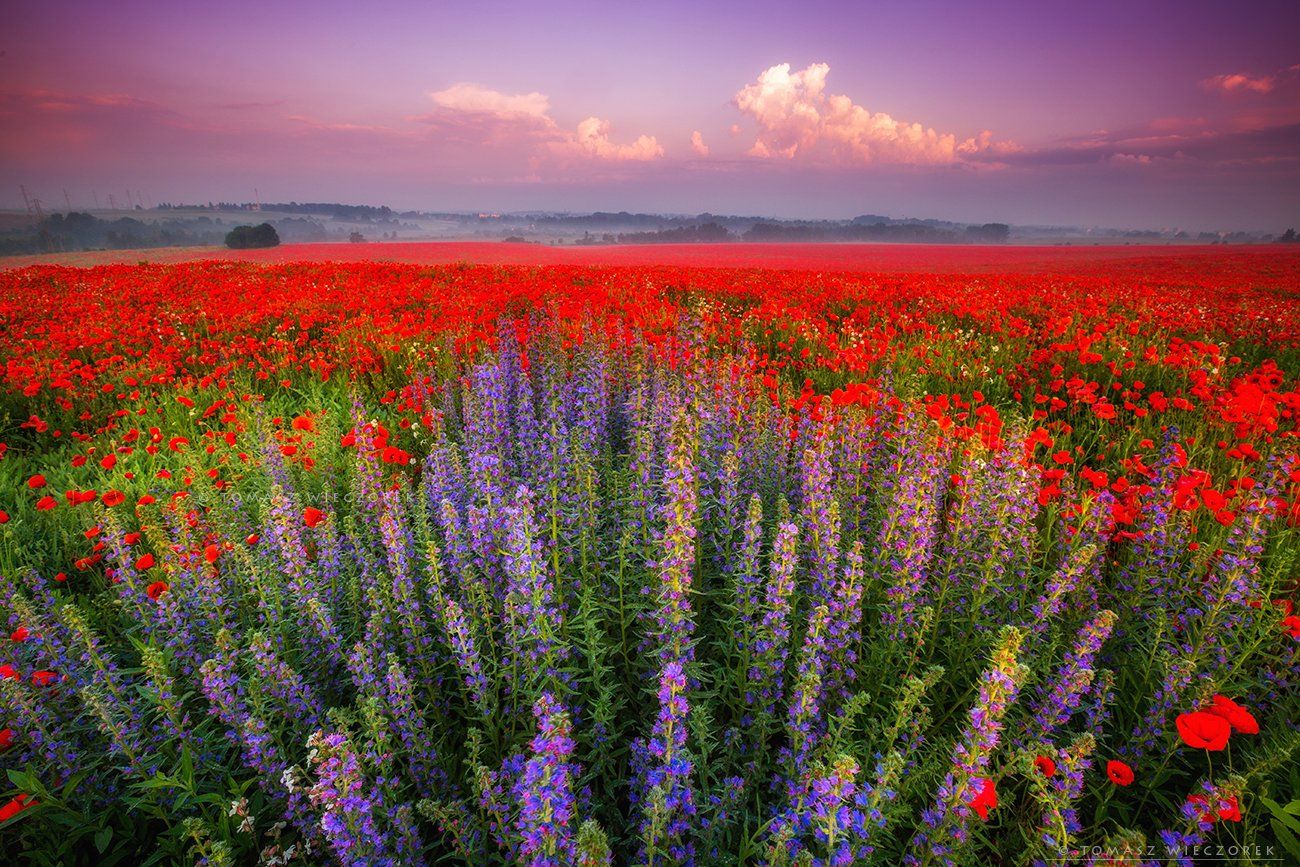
224, 223, 280, 249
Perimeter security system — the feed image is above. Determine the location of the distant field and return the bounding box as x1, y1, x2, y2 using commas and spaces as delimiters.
4, 240, 1297, 276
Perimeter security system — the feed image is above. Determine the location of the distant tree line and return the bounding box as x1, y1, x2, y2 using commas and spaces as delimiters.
743, 220, 954, 243
159, 202, 398, 222
574, 223, 735, 245
257, 203, 397, 222
0, 212, 226, 256
537, 211, 703, 229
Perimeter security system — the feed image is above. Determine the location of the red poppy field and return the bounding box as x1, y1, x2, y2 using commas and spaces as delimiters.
3, 238, 1297, 276
0, 247, 1297, 865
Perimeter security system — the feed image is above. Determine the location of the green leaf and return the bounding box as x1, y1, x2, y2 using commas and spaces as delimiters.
6, 768, 34, 789
133, 774, 182, 790
60, 770, 90, 799
1263, 797, 1300, 833
94, 826, 113, 854
1272, 817, 1300, 863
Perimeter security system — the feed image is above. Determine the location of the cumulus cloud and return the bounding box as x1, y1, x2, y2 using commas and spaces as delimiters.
733, 62, 1016, 166
1202, 64, 1300, 95
690, 130, 709, 156
422, 83, 662, 163
572, 117, 663, 161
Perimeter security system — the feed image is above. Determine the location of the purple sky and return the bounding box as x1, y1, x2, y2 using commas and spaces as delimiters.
3, 0, 1299, 229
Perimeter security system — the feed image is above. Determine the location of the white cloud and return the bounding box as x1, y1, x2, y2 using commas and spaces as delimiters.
423, 83, 662, 163
733, 62, 1016, 166
571, 117, 663, 161
690, 130, 709, 156
429, 83, 551, 118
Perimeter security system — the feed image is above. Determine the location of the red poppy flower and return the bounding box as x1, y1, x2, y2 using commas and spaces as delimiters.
9, 626, 28, 642
146, 580, 169, 601
0, 510, 8, 524
101, 490, 126, 507
30, 670, 57, 687
138, 494, 156, 506
26, 475, 46, 490
35, 496, 56, 511
0, 793, 35, 821
68, 489, 98, 505
246, 533, 260, 545
1283, 615, 1300, 638
1106, 760, 1134, 786
1187, 792, 1242, 824
1205, 695, 1258, 735
0, 728, 13, 751
204, 543, 221, 564
135, 553, 156, 571
1187, 793, 1213, 823
0, 664, 17, 681
303, 507, 324, 528
1176, 711, 1232, 751
1218, 795, 1242, 823
1033, 755, 1057, 778
968, 777, 998, 820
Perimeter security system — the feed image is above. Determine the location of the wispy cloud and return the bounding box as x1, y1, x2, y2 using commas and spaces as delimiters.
215, 99, 285, 111
430, 83, 552, 118
1202, 63, 1300, 95
979, 120, 1300, 169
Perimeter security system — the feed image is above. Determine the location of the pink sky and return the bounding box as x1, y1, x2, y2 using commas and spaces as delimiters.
3, 0, 1298, 229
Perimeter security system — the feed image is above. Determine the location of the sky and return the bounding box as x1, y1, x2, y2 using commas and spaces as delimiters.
2, 0, 1299, 231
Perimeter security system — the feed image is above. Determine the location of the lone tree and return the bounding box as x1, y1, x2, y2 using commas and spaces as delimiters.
1281, 228, 1297, 243
225, 223, 280, 249
965, 223, 1011, 243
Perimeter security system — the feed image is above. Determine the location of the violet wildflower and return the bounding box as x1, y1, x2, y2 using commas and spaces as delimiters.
909, 627, 1027, 866
637, 660, 697, 865
514, 692, 580, 866
746, 521, 799, 740
1025, 610, 1117, 743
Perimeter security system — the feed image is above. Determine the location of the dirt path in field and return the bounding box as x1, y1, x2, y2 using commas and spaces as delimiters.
3, 240, 1297, 275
